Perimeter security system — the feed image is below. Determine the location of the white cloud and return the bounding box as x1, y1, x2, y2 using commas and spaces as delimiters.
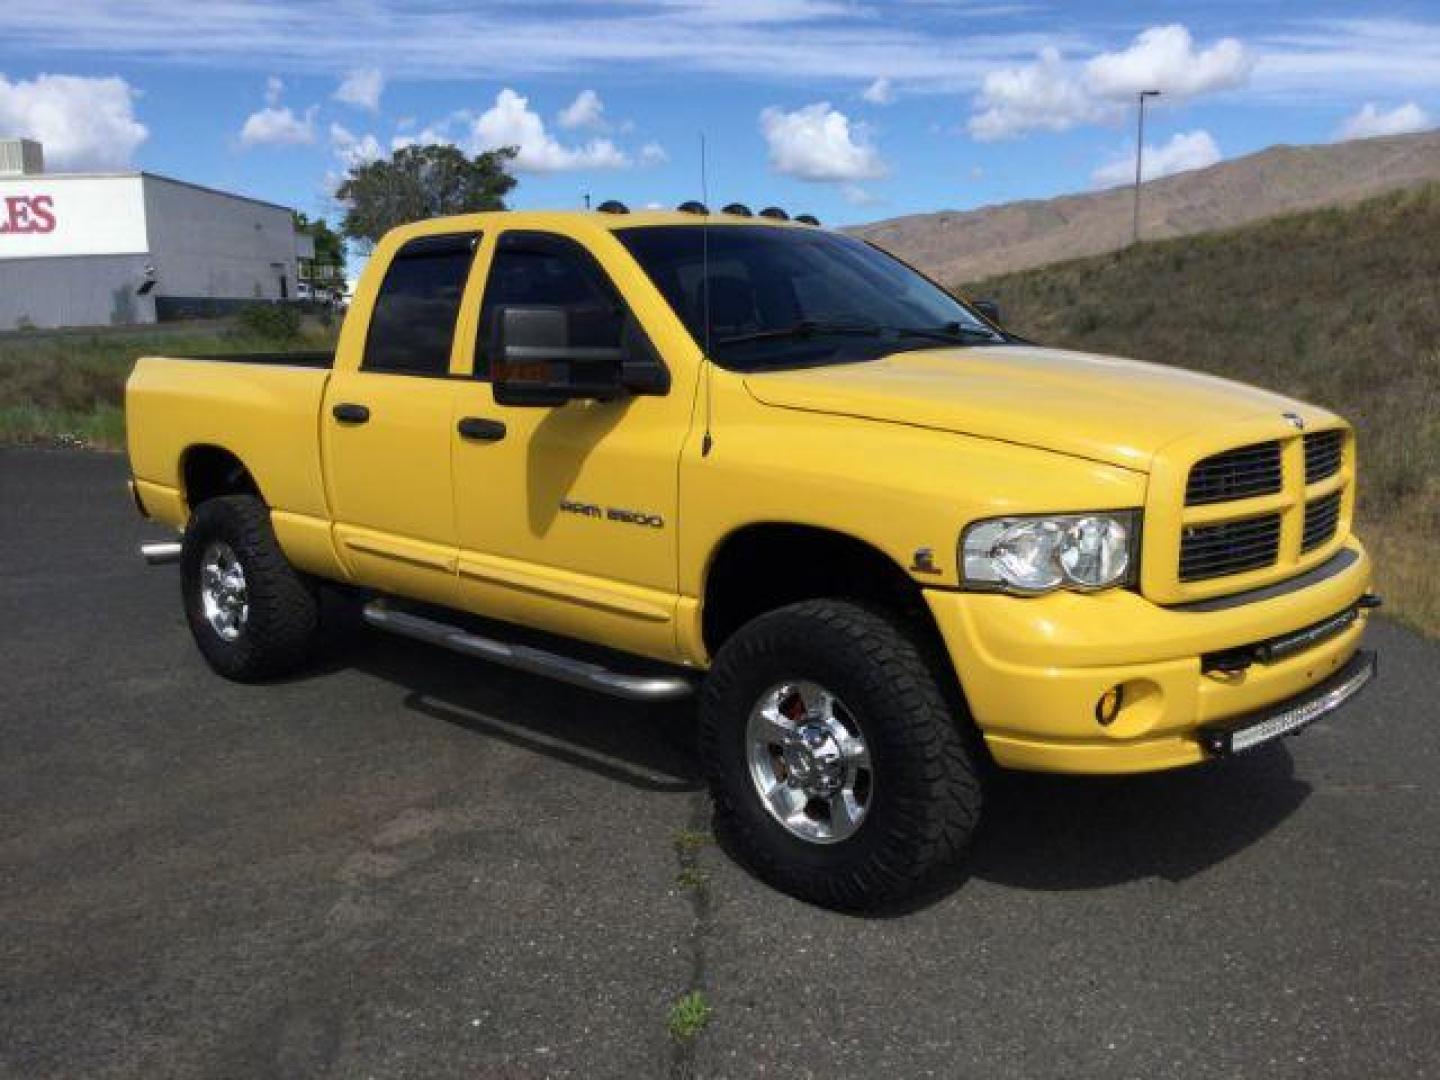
1336, 101, 1434, 141
862, 77, 894, 105
241, 76, 316, 146
969, 26, 1253, 141
3, 4, 1437, 113
334, 67, 384, 111
1085, 25, 1252, 100
1251, 19, 1440, 101
557, 88, 605, 130
639, 141, 668, 166
329, 122, 383, 166
1091, 129, 1221, 188
759, 102, 886, 182
0, 73, 148, 170
240, 104, 317, 146
0, 1, 1093, 98
968, 46, 1106, 141
469, 88, 629, 172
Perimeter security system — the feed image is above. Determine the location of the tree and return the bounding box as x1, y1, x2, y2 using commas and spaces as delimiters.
292, 211, 347, 280
336, 144, 519, 246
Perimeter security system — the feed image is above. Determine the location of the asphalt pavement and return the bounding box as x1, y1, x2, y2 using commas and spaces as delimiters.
2, 448, 1436, 1079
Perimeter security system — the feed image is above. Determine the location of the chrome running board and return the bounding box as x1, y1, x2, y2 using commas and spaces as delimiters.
362, 601, 695, 702
140, 541, 183, 565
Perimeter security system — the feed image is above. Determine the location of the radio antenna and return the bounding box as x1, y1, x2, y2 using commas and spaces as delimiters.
700, 133, 715, 457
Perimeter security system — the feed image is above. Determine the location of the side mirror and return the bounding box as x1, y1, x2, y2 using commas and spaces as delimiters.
973, 298, 1002, 327
492, 306, 626, 407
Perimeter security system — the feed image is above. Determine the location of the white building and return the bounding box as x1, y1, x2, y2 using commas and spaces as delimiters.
0, 138, 311, 329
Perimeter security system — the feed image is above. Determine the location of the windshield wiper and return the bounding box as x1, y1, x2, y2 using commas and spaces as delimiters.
890, 322, 1003, 345
716, 319, 884, 346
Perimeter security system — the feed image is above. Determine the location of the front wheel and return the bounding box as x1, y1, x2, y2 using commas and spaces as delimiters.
699, 600, 982, 910
180, 494, 318, 682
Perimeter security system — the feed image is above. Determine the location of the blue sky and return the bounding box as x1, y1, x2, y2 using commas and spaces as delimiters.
1, 1, 1437, 234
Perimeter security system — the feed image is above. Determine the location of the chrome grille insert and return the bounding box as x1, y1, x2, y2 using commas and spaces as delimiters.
1180, 514, 1282, 582
1186, 442, 1283, 506
1301, 490, 1342, 552
1304, 430, 1344, 485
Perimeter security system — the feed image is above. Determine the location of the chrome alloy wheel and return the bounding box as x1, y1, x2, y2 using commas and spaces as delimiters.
199, 541, 249, 642
746, 680, 873, 844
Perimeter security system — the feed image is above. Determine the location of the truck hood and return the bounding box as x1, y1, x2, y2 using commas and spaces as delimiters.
743, 345, 1308, 471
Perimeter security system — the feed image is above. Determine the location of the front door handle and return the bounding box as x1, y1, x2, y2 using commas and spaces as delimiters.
332, 402, 370, 424
457, 417, 507, 442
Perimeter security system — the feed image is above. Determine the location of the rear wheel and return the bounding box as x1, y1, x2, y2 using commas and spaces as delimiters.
181, 494, 318, 682
699, 599, 982, 910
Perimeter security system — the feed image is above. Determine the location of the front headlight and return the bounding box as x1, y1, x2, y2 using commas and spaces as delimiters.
961, 512, 1138, 594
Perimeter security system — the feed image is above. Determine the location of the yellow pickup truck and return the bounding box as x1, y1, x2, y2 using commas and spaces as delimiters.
126, 205, 1378, 908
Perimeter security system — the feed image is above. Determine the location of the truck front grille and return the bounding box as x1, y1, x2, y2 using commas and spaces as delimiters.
1147, 424, 1353, 603
1304, 430, 1344, 484
1186, 442, 1283, 505
1180, 514, 1283, 582
1301, 491, 1342, 552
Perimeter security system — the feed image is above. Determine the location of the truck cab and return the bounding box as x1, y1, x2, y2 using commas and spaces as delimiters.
126, 206, 1377, 910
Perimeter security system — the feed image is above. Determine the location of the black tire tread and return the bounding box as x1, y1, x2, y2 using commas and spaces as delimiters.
699, 599, 982, 910
181, 494, 318, 682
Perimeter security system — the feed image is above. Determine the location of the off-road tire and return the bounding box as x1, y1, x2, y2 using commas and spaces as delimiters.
181, 494, 318, 682
699, 599, 983, 911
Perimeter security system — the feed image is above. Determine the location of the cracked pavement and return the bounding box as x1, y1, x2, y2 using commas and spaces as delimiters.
2, 449, 1437, 1078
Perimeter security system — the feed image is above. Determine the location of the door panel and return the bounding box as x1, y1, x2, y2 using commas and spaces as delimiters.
451, 230, 689, 661
320, 230, 480, 607
453, 389, 682, 658
324, 371, 459, 605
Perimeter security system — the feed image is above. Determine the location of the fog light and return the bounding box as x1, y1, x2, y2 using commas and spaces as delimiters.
1096, 686, 1124, 726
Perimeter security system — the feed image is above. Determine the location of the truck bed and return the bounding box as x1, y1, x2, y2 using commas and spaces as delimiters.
125, 353, 334, 533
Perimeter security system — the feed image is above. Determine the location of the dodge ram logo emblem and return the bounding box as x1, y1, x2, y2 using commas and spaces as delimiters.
1283, 412, 1305, 431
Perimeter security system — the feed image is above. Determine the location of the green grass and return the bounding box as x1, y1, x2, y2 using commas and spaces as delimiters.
672, 827, 712, 857
0, 317, 338, 451
666, 991, 712, 1040
960, 183, 1440, 636
675, 866, 710, 891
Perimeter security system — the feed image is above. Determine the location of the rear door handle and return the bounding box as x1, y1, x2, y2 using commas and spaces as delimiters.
457, 417, 507, 442
332, 402, 370, 424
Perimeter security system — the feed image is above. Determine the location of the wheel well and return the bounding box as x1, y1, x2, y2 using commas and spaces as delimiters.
181, 446, 260, 510
703, 524, 937, 655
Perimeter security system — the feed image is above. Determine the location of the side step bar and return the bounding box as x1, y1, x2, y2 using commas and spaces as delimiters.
362, 602, 695, 702
141, 541, 183, 565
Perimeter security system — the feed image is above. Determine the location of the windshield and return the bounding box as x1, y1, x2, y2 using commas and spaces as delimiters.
615, 224, 1004, 371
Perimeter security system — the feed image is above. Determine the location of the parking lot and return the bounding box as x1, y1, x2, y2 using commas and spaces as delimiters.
3, 448, 1437, 1078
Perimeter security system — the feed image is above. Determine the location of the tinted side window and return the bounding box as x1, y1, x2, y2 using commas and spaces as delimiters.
362, 233, 478, 375
475, 232, 625, 379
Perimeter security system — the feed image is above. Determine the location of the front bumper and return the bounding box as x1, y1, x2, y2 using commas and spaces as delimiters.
925, 541, 1376, 774
1197, 649, 1376, 755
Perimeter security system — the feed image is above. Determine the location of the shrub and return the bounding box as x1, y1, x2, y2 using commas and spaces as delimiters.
235, 303, 302, 342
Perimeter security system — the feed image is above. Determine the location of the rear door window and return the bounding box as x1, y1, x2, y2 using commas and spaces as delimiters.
362, 233, 479, 375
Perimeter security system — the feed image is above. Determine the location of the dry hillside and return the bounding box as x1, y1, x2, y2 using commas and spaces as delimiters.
856, 129, 1440, 282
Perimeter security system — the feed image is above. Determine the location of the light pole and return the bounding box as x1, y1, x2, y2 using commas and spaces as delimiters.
1133, 89, 1161, 246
